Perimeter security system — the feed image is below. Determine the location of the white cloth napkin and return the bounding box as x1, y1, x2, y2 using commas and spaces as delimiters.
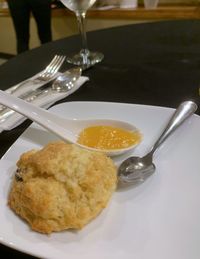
0, 75, 89, 132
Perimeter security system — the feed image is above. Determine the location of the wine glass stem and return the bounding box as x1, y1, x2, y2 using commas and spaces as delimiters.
76, 12, 89, 57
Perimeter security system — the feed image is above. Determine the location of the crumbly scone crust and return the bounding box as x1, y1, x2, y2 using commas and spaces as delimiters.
8, 142, 117, 234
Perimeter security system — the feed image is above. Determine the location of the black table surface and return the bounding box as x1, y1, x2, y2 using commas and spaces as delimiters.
0, 19, 200, 258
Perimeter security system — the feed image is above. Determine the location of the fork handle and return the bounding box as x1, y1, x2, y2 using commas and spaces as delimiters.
8, 78, 41, 95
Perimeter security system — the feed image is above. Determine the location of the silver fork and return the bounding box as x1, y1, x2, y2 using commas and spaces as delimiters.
0, 67, 82, 122
0, 55, 66, 112
7, 55, 66, 95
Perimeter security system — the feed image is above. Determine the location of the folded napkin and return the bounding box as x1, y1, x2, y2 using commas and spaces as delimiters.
0, 76, 89, 132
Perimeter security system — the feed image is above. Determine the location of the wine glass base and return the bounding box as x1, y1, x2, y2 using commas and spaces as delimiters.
66, 51, 104, 68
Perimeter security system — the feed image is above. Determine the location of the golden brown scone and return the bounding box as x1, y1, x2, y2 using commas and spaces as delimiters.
8, 142, 117, 234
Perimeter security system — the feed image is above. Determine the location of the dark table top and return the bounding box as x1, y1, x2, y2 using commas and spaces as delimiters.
0, 19, 200, 258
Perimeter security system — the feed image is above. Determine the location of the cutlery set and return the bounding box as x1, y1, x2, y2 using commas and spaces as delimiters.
0, 55, 83, 126
6, 55, 66, 95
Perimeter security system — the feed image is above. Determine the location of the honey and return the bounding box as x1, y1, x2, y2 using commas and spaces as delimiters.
77, 125, 142, 150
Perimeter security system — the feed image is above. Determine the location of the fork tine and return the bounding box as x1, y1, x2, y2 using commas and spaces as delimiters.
46, 55, 63, 74
43, 55, 59, 74
42, 55, 60, 77
51, 56, 66, 74
41, 56, 66, 80
38, 55, 59, 79
39, 55, 61, 79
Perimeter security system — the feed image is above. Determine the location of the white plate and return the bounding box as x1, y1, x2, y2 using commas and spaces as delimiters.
1, 101, 200, 259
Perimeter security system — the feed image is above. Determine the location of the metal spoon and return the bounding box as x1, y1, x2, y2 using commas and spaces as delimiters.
0, 67, 82, 121
51, 67, 82, 92
118, 101, 198, 185
0, 90, 140, 156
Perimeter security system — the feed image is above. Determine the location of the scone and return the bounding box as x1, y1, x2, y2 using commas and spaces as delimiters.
8, 142, 117, 234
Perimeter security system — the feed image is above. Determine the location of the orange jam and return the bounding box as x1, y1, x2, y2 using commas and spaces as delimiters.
77, 125, 142, 150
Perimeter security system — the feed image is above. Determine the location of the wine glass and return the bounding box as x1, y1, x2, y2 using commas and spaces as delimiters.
60, 0, 104, 68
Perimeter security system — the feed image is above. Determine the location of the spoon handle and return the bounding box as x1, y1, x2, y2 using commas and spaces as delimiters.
0, 89, 51, 121
0, 90, 74, 141
150, 101, 197, 155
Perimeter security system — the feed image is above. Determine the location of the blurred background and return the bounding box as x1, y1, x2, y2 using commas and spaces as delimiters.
0, 0, 196, 58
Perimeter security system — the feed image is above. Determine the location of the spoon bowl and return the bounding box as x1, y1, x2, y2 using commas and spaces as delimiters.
52, 67, 82, 92
118, 155, 155, 184
0, 90, 141, 156
118, 101, 198, 185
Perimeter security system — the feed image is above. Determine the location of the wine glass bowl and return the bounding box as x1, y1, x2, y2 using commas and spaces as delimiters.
61, 0, 96, 12
60, 0, 104, 68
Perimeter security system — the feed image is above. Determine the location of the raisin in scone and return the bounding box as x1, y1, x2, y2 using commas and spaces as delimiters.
8, 142, 117, 234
